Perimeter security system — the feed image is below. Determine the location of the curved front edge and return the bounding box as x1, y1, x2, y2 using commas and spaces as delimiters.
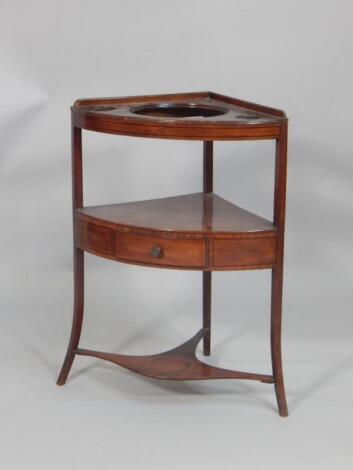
75, 217, 277, 272
73, 110, 281, 141
75, 218, 207, 270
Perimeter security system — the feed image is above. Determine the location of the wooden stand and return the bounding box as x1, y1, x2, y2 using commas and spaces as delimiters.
57, 92, 289, 417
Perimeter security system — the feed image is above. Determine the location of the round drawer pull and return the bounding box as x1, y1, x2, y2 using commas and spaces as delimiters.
150, 245, 163, 259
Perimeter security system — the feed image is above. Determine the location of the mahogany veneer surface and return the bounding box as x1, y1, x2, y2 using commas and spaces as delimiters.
57, 91, 289, 417
77, 192, 275, 236
115, 232, 206, 268
72, 91, 286, 140
76, 193, 276, 270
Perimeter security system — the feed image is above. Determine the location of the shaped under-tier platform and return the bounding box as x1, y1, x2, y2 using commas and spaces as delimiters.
75, 329, 274, 383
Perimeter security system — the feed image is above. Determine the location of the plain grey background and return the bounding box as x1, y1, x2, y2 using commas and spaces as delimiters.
1, 1, 353, 469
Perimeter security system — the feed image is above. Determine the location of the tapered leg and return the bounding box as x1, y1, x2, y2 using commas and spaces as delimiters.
202, 141, 213, 356
203, 271, 211, 355
57, 247, 84, 385
270, 266, 288, 417
270, 122, 289, 416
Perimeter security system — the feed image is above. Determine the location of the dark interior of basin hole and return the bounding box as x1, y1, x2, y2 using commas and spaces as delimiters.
131, 103, 228, 118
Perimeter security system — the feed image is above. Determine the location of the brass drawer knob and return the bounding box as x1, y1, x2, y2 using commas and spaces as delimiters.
150, 245, 163, 259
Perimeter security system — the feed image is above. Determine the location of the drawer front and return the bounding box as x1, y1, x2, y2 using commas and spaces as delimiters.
213, 237, 276, 267
116, 232, 206, 268
76, 219, 114, 256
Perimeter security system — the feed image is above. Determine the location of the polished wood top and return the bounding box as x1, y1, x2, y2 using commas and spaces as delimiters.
72, 91, 286, 140
77, 192, 275, 237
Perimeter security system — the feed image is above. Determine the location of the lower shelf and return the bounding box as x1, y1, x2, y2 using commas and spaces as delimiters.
76, 193, 277, 271
75, 329, 274, 383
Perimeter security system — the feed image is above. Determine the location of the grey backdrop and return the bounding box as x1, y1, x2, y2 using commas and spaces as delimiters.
1, 1, 353, 469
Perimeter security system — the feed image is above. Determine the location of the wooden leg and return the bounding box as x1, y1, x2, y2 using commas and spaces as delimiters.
203, 271, 211, 356
202, 140, 213, 356
271, 267, 288, 417
57, 247, 84, 385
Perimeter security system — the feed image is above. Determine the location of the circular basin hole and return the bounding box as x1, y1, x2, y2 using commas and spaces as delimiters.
130, 102, 228, 118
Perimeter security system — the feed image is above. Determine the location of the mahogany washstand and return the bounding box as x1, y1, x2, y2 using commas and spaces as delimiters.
57, 92, 289, 417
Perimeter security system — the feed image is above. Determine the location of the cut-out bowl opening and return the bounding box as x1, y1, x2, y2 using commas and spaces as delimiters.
130, 102, 228, 118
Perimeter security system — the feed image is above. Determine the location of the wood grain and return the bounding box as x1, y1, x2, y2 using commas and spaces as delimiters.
77, 193, 275, 238
57, 91, 289, 417
213, 237, 276, 267
115, 232, 206, 268
75, 329, 275, 383
76, 219, 114, 256
72, 91, 285, 140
